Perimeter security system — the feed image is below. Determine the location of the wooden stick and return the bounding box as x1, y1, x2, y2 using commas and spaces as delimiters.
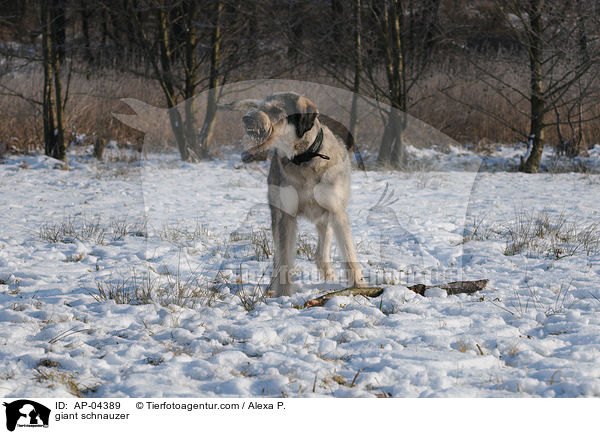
406, 279, 489, 296
303, 287, 384, 308
303, 279, 488, 308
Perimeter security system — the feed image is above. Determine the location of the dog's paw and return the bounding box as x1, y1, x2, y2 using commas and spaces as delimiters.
317, 261, 336, 281
347, 270, 367, 288
272, 283, 293, 298
318, 265, 336, 281
353, 278, 368, 288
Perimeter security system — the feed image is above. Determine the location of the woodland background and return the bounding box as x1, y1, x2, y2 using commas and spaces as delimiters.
1, 0, 599, 172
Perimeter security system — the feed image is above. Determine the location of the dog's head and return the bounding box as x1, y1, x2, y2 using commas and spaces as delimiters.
239, 92, 318, 162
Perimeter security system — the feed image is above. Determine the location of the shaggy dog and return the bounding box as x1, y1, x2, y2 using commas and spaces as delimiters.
239, 92, 365, 296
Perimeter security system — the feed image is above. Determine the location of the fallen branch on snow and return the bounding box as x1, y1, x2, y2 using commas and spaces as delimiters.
303, 279, 489, 308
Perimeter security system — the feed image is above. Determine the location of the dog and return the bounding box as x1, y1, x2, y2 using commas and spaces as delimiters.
239, 92, 365, 296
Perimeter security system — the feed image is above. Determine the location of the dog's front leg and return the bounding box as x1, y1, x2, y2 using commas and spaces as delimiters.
330, 212, 365, 288
315, 219, 335, 281
271, 207, 297, 297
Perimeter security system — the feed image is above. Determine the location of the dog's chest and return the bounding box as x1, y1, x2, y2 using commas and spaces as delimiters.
295, 176, 324, 219
287, 166, 324, 215
269, 158, 329, 220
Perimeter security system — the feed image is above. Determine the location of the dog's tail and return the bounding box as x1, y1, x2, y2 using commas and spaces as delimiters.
319, 114, 366, 171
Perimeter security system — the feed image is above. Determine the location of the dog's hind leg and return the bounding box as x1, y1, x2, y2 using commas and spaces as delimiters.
315, 219, 335, 281
330, 212, 365, 288
271, 206, 297, 297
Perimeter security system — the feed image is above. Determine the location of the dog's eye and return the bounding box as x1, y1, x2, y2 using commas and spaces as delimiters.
265, 106, 285, 119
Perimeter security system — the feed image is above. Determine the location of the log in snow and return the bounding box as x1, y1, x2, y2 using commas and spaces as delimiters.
303, 279, 488, 308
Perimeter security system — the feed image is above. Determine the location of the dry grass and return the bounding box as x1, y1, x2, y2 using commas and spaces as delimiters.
296, 232, 316, 260
459, 214, 501, 244
235, 281, 268, 312
0, 65, 166, 152
34, 360, 100, 397
110, 216, 148, 240
461, 209, 600, 259
454, 341, 471, 353
91, 263, 222, 309
233, 266, 269, 312
39, 214, 147, 245
157, 219, 210, 248
210, 265, 269, 312
250, 227, 273, 261
40, 214, 107, 245
503, 209, 600, 259
546, 155, 596, 174
0, 62, 247, 155
491, 280, 576, 319
225, 226, 275, 262
412, 57, 529, 145
411, 56, 600, 152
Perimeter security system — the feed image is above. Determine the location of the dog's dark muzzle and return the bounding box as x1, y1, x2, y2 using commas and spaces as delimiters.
242, 114, 258, 130
241, 149, 256, 163
242, 115, 270, 140
240, 110, 273, 163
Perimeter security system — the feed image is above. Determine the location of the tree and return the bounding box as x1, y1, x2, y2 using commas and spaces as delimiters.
278, 0, 441, 170
123, 0, 202, 161
122, 0, 262, 161
370, 0, 407, 168
0, 0, 72, 161
444, 0, 600, 173
366, 0, 441, 169
197, 0, 223, 150
348, 0, 363, 141
41, 0, 68, 162
501, 0, 599, 172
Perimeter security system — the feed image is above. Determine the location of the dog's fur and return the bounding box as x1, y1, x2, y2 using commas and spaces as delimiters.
240, 92, 365, 296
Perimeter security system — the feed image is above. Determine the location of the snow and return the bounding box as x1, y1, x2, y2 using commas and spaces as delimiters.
0, 145, 599, 397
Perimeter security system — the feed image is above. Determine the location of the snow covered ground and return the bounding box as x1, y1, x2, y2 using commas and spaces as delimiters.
1, 144, 599, 397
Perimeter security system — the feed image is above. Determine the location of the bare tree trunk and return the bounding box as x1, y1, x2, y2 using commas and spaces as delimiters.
348, 0, 362, 140
80, 0, 93, 64
182, 0, 201, 159
198, 0, 223, 154
574, 0, 588, 156
156, 3, 191, 161
376, 0, 407, 169
127, 0, 142, 64
576, 0, 589, 63
520, 0, 545, 173
377, 113, 394, 165
54, 0, 66, 64
389, 110, 408, 169
52, 32, 65, 161
126, 0, 225, 161
378, 110, 407, 169
42, 0, 66, 162
42, 1, 57, 159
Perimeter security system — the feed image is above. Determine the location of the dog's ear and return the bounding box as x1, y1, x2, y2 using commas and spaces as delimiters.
289, 96, 318, 138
